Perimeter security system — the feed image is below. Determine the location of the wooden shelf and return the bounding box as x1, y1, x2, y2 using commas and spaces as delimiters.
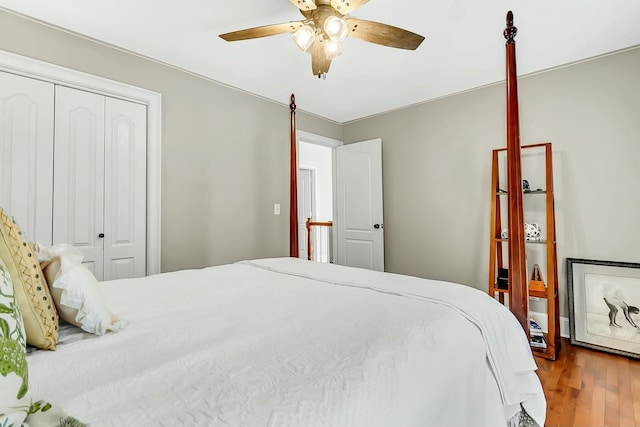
496, 189, 547, 195
488, 143, 560, 361
492, 287, 547, 298
528, 288, 547, 299
493, 238, 549, 244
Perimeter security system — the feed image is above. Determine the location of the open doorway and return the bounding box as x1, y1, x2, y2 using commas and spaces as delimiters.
297, 131, 341, 262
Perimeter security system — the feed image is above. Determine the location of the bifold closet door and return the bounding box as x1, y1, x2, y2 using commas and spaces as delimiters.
103, 97, 147, 280
53, 86, 147, 281
0, 71, 54, 244
53, 86, 106, 278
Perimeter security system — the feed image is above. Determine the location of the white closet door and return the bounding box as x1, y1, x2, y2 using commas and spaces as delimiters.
103, 97, 147, 280
0, 71, 54, 244
53, 86, 105, 278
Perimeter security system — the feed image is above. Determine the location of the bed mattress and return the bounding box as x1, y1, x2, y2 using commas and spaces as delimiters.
27, 257, 545, 426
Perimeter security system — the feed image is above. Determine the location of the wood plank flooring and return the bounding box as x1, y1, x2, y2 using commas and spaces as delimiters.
535, 338, 640, 427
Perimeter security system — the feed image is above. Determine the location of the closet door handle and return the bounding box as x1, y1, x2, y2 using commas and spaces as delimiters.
98, 233, 105, 238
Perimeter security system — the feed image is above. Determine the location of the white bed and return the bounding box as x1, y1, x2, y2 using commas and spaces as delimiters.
26, 257, 545, 427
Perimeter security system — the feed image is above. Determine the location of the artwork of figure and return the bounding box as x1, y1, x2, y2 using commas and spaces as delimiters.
603, 288, 639, 328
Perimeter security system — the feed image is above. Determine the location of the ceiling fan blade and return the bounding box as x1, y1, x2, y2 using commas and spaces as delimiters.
219, 22, 304, 42
346, 18, 425, 50
310, 39, 331, 76
330, 0, 369, 15
289, 0, 317, 11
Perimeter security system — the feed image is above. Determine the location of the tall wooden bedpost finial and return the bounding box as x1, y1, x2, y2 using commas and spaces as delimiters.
504, 11, 517, 44
290, 94, 296, 112
289, 94, 299, 258
503, 10, 529, 337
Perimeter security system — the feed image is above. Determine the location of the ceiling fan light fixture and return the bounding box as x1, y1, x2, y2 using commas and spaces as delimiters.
221, 0, 425, 78
324, 16, 348, 41
292, 25, 316, 51
324, 39, 343, 60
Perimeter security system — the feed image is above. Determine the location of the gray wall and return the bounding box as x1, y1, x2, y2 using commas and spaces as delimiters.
0, 9, 342, 272
343, 46, 640, 317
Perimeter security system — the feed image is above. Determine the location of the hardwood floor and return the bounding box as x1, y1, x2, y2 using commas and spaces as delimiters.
535, 338, 640, 427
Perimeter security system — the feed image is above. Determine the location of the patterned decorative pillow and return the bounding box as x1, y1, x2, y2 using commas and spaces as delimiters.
0, 208, 58, 350
1, 257, 88, 427
0, 256, 30, 424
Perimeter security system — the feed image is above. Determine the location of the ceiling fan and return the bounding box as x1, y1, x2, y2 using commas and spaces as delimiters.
219, 0, 425, 78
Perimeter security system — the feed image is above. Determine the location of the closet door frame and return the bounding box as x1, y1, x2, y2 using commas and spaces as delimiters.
0, 49, 162, 276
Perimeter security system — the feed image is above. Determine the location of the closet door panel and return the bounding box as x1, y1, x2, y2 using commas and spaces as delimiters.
104, 97, 147, 280
53, 86, 105, 279
0, 71, 54, 244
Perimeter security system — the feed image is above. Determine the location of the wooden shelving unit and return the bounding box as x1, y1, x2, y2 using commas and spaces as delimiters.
488, 142, 561, 360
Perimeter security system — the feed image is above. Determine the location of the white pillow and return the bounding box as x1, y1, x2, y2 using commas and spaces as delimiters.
38, 244, 124, 335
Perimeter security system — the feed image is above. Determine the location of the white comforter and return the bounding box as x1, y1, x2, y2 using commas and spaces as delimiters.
27, 257, 545, 427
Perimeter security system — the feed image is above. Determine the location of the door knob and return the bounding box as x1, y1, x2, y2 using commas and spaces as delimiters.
373, 224, 380, 229
98, 233, 105, 238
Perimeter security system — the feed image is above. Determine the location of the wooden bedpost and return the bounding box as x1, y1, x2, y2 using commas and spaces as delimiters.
504, 11, 529, 337
290, 94, 299, 258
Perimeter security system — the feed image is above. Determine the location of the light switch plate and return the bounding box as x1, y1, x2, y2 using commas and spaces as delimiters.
274, 204, 281, 215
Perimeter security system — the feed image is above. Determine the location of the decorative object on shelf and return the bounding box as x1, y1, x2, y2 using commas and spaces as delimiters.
500, 223, 541, 241
524, 222, 541, 241
522, 179, 530, 192
529, 319, 544, 336
567, 258, 640, 359
530, 335, 547, 349
529, 264, 546, 295
497, 268, 509, 290
529, 319, 547, 348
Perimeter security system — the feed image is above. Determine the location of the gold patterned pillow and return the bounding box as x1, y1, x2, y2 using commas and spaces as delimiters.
0, 208, 58, 350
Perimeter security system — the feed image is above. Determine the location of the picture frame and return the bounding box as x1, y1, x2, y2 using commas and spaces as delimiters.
567, 258, 640, 359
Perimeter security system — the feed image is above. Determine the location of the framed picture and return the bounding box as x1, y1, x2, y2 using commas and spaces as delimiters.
567, 258, 640, 359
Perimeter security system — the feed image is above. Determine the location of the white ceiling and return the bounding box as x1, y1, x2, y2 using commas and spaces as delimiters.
1, 0, 639, 123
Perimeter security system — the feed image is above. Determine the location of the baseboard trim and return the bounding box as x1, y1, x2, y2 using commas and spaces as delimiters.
530, 310, 570, 338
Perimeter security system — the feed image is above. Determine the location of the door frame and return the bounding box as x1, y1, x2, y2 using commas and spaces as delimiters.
296, 130, 342, 261
0, 49, 162, 275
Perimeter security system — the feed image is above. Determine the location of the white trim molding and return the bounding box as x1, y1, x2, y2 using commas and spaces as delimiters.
297, 130, 343, 148
0, 49, 162, 275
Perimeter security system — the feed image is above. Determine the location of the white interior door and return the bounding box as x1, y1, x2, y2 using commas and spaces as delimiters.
53, 85, 105, 278
335, 138, 384, 271
103, 97, 147, 280
0, 71, 54, 244
297, 168, 313, 259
